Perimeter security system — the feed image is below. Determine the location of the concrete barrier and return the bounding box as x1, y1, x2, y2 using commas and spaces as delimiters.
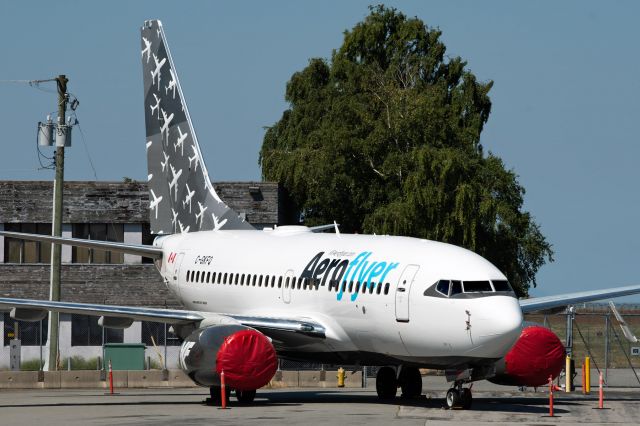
43, 371, 61, 389
269, 370, 363, 388
60, 370, 103, 388
0, 369, 365, 389
0, 371, 40, 389
167, 369, 198, 388
128, 370, 168, 388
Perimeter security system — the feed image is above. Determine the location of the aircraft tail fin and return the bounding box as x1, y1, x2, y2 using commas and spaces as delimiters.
140, 20, 254, 234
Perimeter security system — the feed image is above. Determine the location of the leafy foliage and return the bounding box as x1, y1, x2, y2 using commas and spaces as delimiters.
260, 5, 552, 296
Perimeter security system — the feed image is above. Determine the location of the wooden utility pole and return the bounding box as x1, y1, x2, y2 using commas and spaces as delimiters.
47, 75, 68, 371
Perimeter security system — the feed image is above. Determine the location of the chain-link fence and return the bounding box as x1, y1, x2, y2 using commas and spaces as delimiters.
525, 307, 640, 387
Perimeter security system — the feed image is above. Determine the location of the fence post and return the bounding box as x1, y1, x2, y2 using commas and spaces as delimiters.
604, 314, 609, 386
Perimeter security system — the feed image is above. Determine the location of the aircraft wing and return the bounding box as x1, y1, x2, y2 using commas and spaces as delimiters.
519, 284, 640, 313
0, 231, 163, 259
0, 297, 326, 338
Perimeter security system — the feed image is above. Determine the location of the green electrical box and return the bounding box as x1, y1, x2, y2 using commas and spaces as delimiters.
103, 343, 146, 370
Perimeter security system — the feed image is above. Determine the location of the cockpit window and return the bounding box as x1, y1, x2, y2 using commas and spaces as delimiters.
450, 280, 463, 295
463, 280, 493, 292
492, 280, 512, 292
435, 280, 450, 296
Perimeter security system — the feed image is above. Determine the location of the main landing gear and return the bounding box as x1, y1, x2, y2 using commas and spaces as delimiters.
445, 382, 472, 409
375, 366, 423, 400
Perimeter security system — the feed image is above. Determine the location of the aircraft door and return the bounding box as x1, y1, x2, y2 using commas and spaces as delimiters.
395, 264, 419, 322
282, 269, 294, 304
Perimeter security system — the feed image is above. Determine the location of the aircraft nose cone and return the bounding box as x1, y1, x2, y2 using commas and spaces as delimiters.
473, 296, 523, 358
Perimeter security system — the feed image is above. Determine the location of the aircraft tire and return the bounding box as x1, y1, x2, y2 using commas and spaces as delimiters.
445, 388, 460, 409
399, 366, 422, 398
236, 389, 256, 404
376, 366, 398, 400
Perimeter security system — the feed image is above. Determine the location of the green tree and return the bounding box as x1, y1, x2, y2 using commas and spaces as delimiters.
260, 5, 552, 296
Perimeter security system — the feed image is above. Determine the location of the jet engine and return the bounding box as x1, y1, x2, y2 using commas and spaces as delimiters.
179, 324, 278, 390
489, 325, 565, 387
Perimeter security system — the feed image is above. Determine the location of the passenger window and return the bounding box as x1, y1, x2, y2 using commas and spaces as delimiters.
463, 281, 493, 292
297, 277, 303, 290
435, 280, 450, 296
369, 282, 374, 294
234, 274, 239, 285
384, 282, 390, 295
348, 281, 353, 293
252, 275, 257, 286
361, 281, 367, 293
206, 272, 210, 283
376, 282, 382, 294
285, 277, 290, 288
278, 276, 282, 288
451, 280, 462, 295
354, 282, 361, 293
492, 280, 512, 292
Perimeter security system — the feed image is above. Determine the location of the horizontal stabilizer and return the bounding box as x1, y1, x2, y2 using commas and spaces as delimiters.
0, 231, 163, 259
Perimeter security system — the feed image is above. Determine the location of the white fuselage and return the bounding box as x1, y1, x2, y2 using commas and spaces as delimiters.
156, 226, 523, 368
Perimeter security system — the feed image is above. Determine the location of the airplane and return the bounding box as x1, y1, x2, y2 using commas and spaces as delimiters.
171, 208, 179, 233
150, 93, 161, 119
195, 202, 208, 228
182, 184, 195, 213
141, 37, 152, 63
188, 144, 199, 172
165, 68, 177, 99
160, 150, 169, 172
177, 219, 190, 234
149, 189, 163, 219
211, 212, 227, 231
2, 19, 640, 409
168, 163, 182, 202
160, 108, 174, 142
174, 125, 188, 156
151, 53, 166, 90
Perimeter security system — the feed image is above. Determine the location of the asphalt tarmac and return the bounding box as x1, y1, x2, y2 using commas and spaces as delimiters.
0, 379, 638, 425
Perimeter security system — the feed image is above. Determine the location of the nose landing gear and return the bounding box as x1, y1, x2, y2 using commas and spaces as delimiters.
445, 382, 472, 409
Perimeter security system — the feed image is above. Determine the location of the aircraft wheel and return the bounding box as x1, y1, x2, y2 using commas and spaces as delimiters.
376, 366, 398, 400
460, 387, 472, 409
445, 388, 460, 409
399, 366, 422, 398
236, 389, 256, 404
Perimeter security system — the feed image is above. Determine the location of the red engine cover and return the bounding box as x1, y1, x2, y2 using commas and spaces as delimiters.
504, 326, 565, 387
215, 329, 278, 390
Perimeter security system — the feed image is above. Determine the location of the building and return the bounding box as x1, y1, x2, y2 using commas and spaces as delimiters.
0, 180, 284, 369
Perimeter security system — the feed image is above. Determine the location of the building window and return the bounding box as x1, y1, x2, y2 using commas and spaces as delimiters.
72, 224, 124, 264
3, 313, 48, 346
71, 314, 123, 346
4, 223, 52, 263
141, 223, 155, 264
141, 322, 180, 346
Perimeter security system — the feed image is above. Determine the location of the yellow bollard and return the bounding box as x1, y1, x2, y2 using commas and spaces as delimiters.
565, 355, 571, 393
337, 367, 345, 387
585, 356, 591, 394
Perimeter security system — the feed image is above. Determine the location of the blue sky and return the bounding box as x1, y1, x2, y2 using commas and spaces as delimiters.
1, 1, 639, 300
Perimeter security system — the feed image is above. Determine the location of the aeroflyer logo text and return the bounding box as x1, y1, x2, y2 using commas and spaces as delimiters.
301, 251, 399, 302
